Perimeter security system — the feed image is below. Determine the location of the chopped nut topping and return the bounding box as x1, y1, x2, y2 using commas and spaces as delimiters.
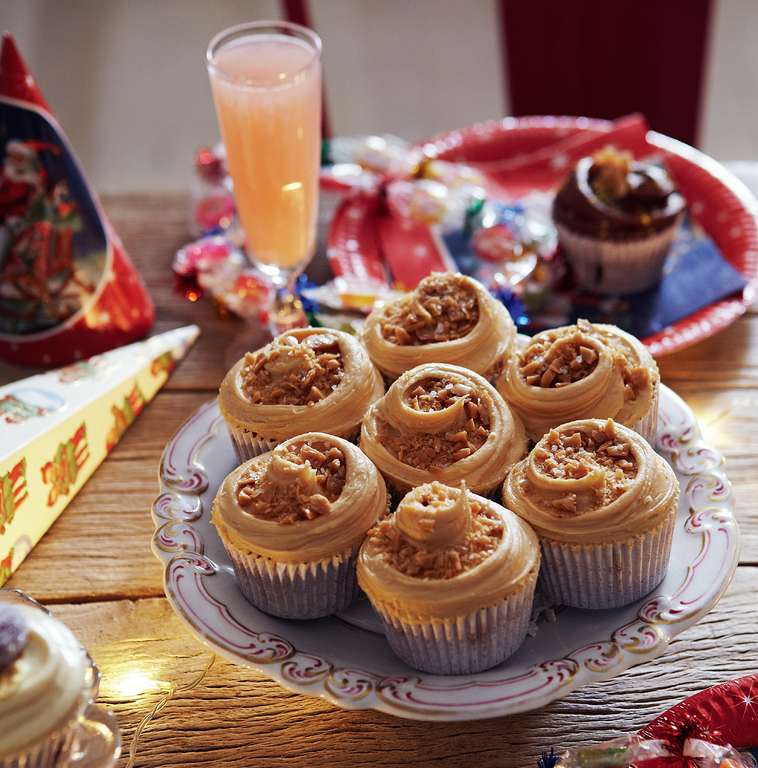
379, 274, 479, 346
520, 322, 599, 388
590, 146, 633, 201
367, 495, 503, 579
240, 333, 344, 406
235, 439, 347, 524
404, 376, 475, 412
534, 419, 637, 514
622, 364, 650, 402
380, 376, 490, 470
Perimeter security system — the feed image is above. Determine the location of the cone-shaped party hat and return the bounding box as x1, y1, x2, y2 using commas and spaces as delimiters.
0, 33, 154, 366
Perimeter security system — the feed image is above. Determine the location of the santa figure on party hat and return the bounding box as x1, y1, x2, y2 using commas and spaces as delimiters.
0, 139, 54, 224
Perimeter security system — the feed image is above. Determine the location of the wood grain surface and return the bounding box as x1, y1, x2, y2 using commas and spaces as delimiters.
3, 193, 757, 767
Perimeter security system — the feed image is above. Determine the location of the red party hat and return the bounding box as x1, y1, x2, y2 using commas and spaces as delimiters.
0, 33, 154, 367
0, 33, 49, 108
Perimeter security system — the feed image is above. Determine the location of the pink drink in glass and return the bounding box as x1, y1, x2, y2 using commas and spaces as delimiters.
208, 25, 321, 282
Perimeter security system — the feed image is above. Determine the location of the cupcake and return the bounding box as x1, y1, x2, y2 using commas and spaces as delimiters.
362, 272, 516, 381
497, 319, 659, 443
358, 482, 540, 674
553, 146, 686, 294
212, 432, 388, 619
218, 327, 384, 461
361, 363, 527, 497
0, 598, 119, 768
503, 418, 678, 609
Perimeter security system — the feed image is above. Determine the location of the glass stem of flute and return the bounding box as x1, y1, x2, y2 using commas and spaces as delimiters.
271, 271, 306, 332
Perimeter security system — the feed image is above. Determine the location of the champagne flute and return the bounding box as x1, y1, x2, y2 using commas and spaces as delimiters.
207, 20, 321, 336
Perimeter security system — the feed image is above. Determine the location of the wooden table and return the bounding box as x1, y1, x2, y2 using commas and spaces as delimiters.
3, 193, 757, 767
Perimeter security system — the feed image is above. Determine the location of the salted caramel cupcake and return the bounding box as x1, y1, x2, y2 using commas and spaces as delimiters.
358, 482, 540, 674
361, 363, 527, 497
504, 418, 678, 609
218, 327, 384, 460
212, 433, 388, 619
497, 319, 659, 443
362, 272, 516, 381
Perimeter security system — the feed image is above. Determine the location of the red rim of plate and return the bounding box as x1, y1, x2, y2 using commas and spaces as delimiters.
417, 116, 758, 357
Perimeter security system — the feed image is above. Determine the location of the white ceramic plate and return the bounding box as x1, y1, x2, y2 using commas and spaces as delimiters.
151, 385, 739, 721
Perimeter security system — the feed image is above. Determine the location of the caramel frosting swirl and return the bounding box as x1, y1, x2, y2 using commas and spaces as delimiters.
0, 604, 89, 757
362, 272, 516, 380
358, 483, 540, 621
212, 433, 388, 563
593, 323, 659, 426
361, 363, 527, 494
218, 327, 384, 441
395, 481, 472, 548
496, 320, 658, 441
503, 419, 678, 545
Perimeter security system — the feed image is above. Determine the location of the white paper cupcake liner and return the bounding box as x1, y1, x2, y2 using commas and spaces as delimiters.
556, 219, 681, 294
628, 382, 659, 446
227, 427, 279, 462
226, 423, 361, 463
224, 543, 361, 619
372, 566, 539, 675
1, 723, 76, 768
538, 510, 676, 609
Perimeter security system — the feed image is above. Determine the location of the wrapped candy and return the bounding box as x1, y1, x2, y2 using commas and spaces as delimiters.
386, 177, 485, 232
172, 235, 272, 320
547, 735, 755, 768
299, 275, 401, 315
188, 143, 235, 237
325, 134, 423, 179
545, 737, 669, 767
323, 133, 488, 231
0, 34, 154, 367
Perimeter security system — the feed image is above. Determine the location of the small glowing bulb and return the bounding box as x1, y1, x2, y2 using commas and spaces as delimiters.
105, 668, 163, 698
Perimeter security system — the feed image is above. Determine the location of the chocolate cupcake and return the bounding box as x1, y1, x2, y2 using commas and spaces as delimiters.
362, 272, 516, 381
358, 482, 540, 674
218, 327, 384, 461
553, 146, 686, 294
212, 432, 388, 619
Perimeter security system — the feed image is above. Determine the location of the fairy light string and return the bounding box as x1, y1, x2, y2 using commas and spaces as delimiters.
125, 654, 216, 768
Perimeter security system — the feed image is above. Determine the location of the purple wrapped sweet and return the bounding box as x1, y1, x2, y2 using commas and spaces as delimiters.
0, 604, 29, 671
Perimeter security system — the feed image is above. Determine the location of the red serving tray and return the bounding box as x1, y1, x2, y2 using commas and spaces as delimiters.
329, 116, 758, 357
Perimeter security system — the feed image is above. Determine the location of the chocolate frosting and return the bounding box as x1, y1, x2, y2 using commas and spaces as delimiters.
553, 153, 685, 239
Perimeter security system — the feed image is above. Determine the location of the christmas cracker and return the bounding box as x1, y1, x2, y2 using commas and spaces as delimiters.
0, 325, 199, 584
